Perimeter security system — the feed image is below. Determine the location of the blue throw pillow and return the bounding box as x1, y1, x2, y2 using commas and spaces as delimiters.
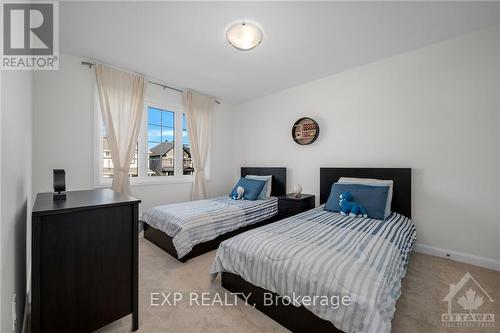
229, 178, 266, 201
324, 183, 389, 220
245, 175, 272, 199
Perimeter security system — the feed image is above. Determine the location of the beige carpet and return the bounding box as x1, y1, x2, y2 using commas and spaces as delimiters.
96, 236, 500, 333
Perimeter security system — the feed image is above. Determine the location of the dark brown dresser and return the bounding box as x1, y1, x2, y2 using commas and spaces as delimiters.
31, 189, 141, 333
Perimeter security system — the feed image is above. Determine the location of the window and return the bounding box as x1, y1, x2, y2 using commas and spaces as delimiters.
95, 98, 201, 186
144, 105, 194, 178
147, 107, 175, 176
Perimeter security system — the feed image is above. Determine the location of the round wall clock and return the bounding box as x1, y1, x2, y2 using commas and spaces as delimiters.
292, 117, 320, 145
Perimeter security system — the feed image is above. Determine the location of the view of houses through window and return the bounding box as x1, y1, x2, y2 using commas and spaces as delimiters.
147, 107, 175, 176
147, 107, 193, 176
101, 106, 193, 179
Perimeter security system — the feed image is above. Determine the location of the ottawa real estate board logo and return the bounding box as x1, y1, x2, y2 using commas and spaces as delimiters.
442, 272, 495, 328
1, 1, 58, 70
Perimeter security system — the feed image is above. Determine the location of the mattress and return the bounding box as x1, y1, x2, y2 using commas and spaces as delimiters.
210, 206, 416, 333
141, 196, 278, 258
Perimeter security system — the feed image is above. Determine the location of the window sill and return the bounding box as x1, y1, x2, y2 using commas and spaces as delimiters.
131, 176, 194, 186
94, 175, 211, 188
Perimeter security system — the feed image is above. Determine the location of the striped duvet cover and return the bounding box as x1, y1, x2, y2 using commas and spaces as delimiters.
210, 206, 416, 333
141, 196, 278, 259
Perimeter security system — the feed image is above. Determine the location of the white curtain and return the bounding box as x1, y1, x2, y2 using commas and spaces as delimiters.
95, 64, 146, 194
183, 89, 215, 200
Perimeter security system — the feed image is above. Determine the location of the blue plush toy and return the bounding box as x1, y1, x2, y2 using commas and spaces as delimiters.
339, 192, 368, 218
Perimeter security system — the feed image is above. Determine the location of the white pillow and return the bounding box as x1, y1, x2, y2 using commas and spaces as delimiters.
245, 175, 272, 199
338, 177, 393, 219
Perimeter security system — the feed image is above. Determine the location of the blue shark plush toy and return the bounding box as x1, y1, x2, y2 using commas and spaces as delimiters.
339, 192, 368, 218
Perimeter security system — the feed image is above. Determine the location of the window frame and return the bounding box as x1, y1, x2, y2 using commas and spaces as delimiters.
94, 95, 208, 187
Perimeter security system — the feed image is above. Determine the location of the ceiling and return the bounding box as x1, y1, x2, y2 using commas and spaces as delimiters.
60, 1, 500, 104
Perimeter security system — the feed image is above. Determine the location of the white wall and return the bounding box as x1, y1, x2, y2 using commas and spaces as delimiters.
233, 26, 500, 264
33, 54, 236, 211
1, 70, 33, 333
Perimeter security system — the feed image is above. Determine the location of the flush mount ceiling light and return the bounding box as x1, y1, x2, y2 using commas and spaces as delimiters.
226, 21, 263, 51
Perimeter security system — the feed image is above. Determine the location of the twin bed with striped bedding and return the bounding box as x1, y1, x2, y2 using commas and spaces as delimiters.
211, 168, 415, 333
141, 196, 278, 259
211, 207, 416, 333
141, 167, 286, 261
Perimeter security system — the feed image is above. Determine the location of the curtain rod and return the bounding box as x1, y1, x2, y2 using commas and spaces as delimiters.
81, 61, 221, 104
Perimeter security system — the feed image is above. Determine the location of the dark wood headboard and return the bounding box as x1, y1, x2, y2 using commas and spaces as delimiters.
319, 168, 411, 218
241, 167, 286, 197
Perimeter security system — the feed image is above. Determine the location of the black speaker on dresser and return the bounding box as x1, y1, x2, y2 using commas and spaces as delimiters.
31, 189, 141, 333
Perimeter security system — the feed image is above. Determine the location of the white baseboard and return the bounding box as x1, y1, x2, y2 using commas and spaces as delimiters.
414, 243, 500, 272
